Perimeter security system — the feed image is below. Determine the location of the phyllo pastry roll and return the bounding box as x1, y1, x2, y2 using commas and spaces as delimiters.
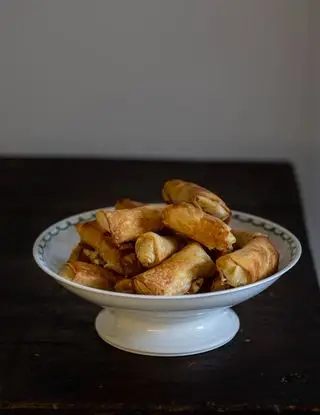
96, 206, 163, 245
59, 261, 119, 290
75, 222, 123, 274
216, 236, 279, 287
232, 229, 267, 249
162, 179, 231, 222
135, 232, 181, 268
114, 278, 136, 294
59, 262, 77, 280
133, 243, 215, 296
162, 203, 235, 251
115, 199, 144, 210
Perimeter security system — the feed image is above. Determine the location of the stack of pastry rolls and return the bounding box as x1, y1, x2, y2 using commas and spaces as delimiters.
59, 179, 280, 295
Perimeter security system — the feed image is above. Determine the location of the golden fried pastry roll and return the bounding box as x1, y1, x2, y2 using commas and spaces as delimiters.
59, 243, 89, 278
114, 278, 136, 294
135, 232, 181, 268
59, 261, 117, 290
162, 179, 231, 222
162, 203, 235, 251
232, 229, 267, 249
59, 263, 76, 280
133, 243, 215, 296
75, 222, 123, 274
115, 199, 144, 210
73, 262, 118, 290
216, 236, 279, 287
96, 206, 163, 245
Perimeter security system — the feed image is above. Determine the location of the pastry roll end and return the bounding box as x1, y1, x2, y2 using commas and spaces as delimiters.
232, 229, 267, 249
135, 232, 180, 268
162, 179, 231, 222
216, 236, 279, 287
75, 221, 124, 274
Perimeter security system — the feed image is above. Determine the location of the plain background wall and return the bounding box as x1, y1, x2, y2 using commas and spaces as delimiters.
0, 1, 318, 272
307, 0, 320, 274
0, 0, 308, 159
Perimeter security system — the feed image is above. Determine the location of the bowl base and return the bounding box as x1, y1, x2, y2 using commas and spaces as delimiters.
95, 307, 240, 357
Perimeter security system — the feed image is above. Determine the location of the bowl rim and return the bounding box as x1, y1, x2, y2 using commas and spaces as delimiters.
32, 206, 302, 300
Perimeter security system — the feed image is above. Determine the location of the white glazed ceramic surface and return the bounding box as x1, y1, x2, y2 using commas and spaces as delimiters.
33, 206, 301, 357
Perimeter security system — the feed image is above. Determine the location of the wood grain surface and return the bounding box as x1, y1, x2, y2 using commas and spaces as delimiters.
0, 158, 319, 414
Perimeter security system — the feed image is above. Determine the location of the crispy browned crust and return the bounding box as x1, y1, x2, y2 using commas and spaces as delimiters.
60, 177, 282, 295
133, 243, 215, 296
162, 179, 231, 222
216, 236, 280, 287
96, 206, 163, 245
59, 242, 90, 278
135, 232, 181, 268
76, 221, 144, 277
162, 203, 235, 251
114, 278, 136, 294
75, 222, 124, 274
59, 262, 76, 280
59, 261, 119, 290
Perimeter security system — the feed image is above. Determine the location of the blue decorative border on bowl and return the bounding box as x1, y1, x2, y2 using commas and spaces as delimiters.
232, 213, 298, 259
36, 210, 299, 264
37, 212, 96, 263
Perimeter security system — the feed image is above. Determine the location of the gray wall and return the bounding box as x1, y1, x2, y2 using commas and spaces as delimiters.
0, 0, 308, 159
0, 0, 318, 273
306, 0, 320, 275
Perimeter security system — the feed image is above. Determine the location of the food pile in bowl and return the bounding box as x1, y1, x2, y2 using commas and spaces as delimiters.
59, 179, 280, 296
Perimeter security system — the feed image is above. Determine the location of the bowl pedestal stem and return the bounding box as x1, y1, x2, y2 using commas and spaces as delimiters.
95, 307, 240, 357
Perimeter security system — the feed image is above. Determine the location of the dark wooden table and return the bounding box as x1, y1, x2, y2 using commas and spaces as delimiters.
1, 158, 319, 414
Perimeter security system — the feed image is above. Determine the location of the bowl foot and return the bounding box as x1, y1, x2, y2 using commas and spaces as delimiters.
95, 307, 239, 357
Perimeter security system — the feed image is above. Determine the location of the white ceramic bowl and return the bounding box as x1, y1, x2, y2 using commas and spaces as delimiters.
33, 206, 301, 357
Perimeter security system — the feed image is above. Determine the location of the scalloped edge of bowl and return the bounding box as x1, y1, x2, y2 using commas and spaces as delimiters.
32, 206, 302, 301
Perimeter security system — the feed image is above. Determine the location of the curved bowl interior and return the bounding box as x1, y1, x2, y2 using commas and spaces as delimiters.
33, 207, 302, 312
